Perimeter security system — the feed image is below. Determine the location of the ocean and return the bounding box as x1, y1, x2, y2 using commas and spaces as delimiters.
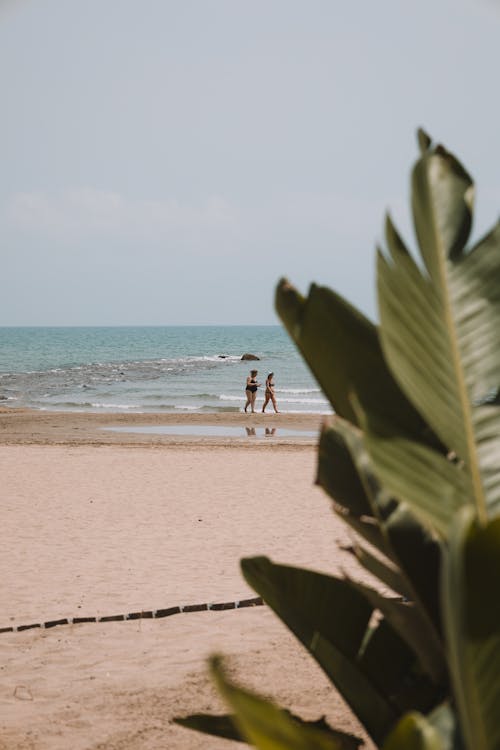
0, 326, 330, 414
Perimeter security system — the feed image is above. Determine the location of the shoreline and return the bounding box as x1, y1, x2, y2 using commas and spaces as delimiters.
0, 406, 325, 447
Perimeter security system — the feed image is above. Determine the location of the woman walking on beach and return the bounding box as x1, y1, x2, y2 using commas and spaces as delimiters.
244, 369, 260, 413
262, 372, 279, 413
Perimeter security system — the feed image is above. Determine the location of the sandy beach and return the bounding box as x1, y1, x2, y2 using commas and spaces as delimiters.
0, 409, 372, 749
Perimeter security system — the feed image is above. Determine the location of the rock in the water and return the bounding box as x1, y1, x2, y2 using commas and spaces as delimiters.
241, 353, 260, 361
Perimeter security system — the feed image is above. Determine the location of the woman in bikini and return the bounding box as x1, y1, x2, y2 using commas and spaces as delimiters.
244, 369, 260, 413
262, 372, 279, 413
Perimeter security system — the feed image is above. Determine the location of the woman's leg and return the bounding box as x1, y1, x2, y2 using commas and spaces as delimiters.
251, 390, 257, 412
271, 394, 279, 413
262, 394, 270, 413
244, 390, 251, 412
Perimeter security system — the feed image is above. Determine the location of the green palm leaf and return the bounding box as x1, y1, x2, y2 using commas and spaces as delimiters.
241, 557, 441, 745
443, 508, 500, 750
383, 504, 443, 636
317, 421, 373, 518
375, 134, 500, 525
363, 426, 469, 537
347, 577, 445, 684
348, 541, 412, 600
275, 279, 437, 447
317, 420, 395, 554
322, 417, 444, 635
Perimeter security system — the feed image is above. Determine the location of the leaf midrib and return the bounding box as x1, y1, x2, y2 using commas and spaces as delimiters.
427, 161, 487, 523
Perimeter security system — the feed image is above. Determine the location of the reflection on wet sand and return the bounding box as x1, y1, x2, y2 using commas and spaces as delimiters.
102, 424, 317, 439
246, 427, 277, 437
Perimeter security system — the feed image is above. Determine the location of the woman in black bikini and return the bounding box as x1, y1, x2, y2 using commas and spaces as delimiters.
244, 369, 260, 413
262, 372, 279, 413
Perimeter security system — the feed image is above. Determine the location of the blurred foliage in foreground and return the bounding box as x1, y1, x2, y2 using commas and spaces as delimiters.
176, 131, 500, 749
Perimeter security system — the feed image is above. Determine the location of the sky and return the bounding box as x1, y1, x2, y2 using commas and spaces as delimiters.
1, 0, 500, 326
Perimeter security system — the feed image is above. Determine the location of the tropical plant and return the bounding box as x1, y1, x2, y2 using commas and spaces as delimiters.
176, 131, 500, 749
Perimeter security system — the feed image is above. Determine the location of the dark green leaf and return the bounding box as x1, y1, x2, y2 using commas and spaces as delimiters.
349, 578, 446, 685
443, 509, 500, 750
384, 504, 443, 636
317, 420, 373, 517
364, 425, 469, 537
412, 142, 473, 273
332, 507, 389, 555
310, 632, 399, 745
242, 557, 440, 745
275, 279, 435, 446
241, 557, 372, 660
377, 141, 500, 526
451, 222, 500, 403
325, 416, 399, 522
319, 417, 444, 638
349, 542, 412, 599
417, 128, 432, 155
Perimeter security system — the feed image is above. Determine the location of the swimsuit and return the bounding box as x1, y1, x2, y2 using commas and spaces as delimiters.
246, 379, 258, 393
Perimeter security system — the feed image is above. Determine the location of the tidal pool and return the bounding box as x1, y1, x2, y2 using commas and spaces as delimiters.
104, 425, 317, 438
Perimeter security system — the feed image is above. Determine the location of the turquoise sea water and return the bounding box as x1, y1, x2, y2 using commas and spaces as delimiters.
0, 326, 330, 414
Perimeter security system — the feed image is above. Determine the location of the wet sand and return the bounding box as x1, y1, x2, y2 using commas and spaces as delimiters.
0, 407, 322, 447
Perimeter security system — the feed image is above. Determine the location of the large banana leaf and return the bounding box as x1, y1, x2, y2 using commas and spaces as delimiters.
320, 417, 443, 636
275, 279, 439, 448
347, 577, 445, 684
442, 508, 500, 750
374, 134, 500, 526
383, 504, 443, 636
347, 541, 412, 599
316, 420, 395, 555
363, 425, 469, 537
241, 557, 442, 745
318, 419, 397, 528
316, 421, 373, 518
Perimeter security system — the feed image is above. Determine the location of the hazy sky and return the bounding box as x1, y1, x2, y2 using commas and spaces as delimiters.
1, 0, 500, 325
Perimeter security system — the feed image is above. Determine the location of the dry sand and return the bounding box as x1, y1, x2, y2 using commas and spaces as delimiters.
0, 409, 373, 749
